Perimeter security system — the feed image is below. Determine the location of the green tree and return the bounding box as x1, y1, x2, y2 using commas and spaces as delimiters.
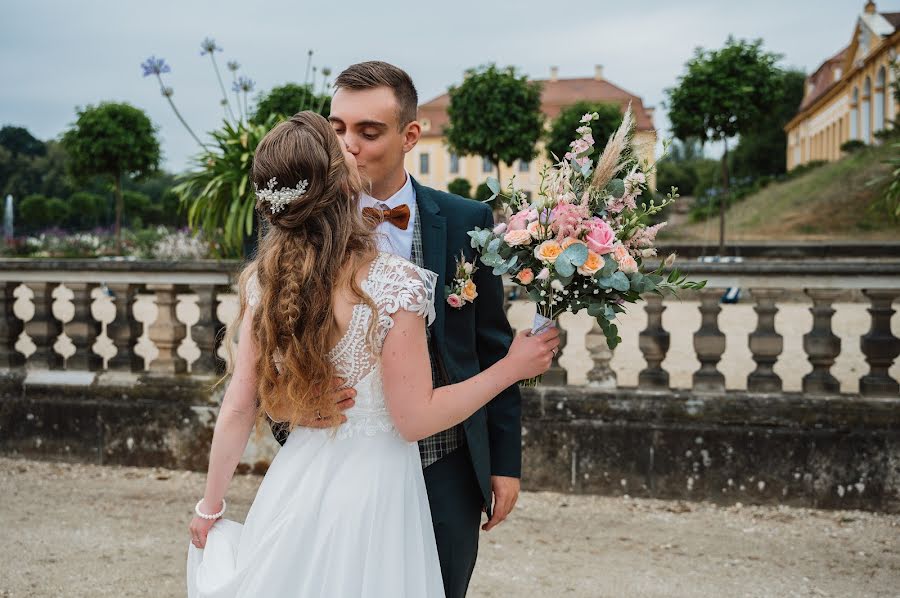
447, 177, 472, 198
0, 126, 45, 158
61, 102, 160, 250
731, 69, 805, 178
19, 194, 70, 231
445, 64, 543, 181
251, 83, 331, 125
66, 192, 106, 230
666, 37, 782, 253
545, 101, 622, 162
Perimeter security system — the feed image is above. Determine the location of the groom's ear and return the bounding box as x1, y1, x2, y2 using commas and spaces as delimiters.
401, 120, 421, 154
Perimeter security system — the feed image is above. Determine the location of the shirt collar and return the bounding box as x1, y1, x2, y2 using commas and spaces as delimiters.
360, 171, 415, 210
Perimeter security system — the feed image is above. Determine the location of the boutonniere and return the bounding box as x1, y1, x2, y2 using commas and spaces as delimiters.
445, 251, 478, 309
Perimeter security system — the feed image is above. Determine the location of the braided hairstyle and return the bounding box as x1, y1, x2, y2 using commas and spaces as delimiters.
231, 111, 378, 429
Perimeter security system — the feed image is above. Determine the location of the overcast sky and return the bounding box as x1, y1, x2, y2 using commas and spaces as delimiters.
1, 0, 880, 171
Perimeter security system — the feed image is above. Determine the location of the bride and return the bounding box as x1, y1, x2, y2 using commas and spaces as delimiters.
185, 111, 559, 597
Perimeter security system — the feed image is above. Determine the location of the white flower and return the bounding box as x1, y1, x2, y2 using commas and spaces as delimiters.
551, 279, 564, 292
463, 262, 474, 274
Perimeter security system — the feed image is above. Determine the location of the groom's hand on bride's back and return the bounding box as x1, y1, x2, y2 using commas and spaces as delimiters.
298, 377, 356, 429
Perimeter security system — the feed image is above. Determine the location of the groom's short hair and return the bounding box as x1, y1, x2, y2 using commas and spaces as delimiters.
334, 61, 418, 128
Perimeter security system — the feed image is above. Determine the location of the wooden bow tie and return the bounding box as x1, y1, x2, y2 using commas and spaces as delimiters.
362, 204, 411, 230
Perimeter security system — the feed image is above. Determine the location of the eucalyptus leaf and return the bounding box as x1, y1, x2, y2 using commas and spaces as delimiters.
480, 253, 504, 267
607, 178, 625, 199
487, 238, 501, 254
556, 258, 576, 278
487, 177, 501, 194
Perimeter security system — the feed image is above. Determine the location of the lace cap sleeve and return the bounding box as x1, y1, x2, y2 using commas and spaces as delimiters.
246, 272, 261, 308
370, 255, 438, 348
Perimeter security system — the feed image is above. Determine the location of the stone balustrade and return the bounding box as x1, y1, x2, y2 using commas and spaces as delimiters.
0, 258, 897, 394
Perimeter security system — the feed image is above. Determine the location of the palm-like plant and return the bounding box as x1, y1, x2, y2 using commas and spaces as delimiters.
142, 40, 331, 257
173, 115, 276, 256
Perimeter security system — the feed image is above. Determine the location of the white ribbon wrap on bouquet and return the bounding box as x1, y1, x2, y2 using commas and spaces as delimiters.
531, 313, 556, 336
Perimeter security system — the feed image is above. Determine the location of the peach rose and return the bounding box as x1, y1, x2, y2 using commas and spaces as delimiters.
534, 240, 563, 264
503, 229, 532, 247
618, 255, 639, 274
447, 294, 463, 308
516, 268, 535, 284
577, 250, 604, 276
461, 280, 478, 302
613, 243, 629, 262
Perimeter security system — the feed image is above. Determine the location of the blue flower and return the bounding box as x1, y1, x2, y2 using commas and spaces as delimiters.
200, 37, 222, 56
233, 76, 255, 93
227, 60, 240, 72
141, 56, 171, 77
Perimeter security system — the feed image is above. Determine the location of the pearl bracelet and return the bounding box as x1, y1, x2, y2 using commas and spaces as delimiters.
195, 498, 226, 520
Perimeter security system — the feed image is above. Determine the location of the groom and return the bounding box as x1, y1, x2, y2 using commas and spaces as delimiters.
276, 61, 522, 598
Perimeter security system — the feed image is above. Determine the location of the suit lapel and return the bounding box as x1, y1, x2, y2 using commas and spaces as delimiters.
412, 179, 447, 345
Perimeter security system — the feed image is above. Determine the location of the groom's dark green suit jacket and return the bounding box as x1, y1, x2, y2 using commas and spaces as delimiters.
411, 178, 522, 509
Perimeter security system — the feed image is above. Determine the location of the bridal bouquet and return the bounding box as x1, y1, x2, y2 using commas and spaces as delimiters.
467, 106, 705, 385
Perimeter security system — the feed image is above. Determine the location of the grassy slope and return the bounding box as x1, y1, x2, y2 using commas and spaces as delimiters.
662, 142, 900, 242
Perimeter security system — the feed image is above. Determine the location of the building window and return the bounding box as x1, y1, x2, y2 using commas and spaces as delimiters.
875, 66, 887, 135
482, 156, 493, 173
862, 77, 872, 143
449, 153, 459, 174
419, 153, 430, 175
518, 160, 530, 173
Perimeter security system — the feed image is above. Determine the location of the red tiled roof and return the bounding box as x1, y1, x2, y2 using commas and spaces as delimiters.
418, 76, 655, 138
798, 46, 850, 112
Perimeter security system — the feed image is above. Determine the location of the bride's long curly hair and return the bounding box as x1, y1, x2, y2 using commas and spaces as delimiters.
230, 111, 378, 430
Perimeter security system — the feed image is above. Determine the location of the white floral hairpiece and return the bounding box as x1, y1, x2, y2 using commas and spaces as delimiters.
254, 177, 309, 214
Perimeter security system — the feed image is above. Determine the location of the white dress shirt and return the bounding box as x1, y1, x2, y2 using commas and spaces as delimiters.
359, 171, 417, 260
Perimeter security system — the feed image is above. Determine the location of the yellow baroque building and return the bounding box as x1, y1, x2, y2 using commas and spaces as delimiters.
405, 65, 657, 197
785, 1, 899, 170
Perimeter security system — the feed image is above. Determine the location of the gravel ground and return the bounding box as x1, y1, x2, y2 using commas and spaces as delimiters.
1, 457, 898, 598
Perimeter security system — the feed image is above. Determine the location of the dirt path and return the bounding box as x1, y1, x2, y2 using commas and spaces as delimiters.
1, 457, 898, 598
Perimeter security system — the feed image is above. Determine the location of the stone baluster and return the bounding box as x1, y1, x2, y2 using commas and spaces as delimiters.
63, 282, 101, 371
25, 282, 63, 369
585, 321, 616, 389
0, 282, 24, 368
191, 284, 225, 375
802, 289, 843, 394
747, 288, 784, 392
106, 283, 141, 372
542, 321, 568, 386
859, 289, 900, 397
692, 288, 726, 392
638, 294, 670, 389
146, 284, 187, 375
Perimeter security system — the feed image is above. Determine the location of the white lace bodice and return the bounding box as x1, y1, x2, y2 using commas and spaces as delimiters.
247, 252, 437, 439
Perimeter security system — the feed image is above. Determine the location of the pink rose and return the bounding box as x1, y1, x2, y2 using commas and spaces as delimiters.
516, 268, 534, 284
585, 218, 616, 255
447, 294, 463, 309
507, 208, 536, 231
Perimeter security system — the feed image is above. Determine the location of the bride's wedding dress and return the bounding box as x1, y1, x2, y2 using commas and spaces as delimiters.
187, 252, 445, 597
